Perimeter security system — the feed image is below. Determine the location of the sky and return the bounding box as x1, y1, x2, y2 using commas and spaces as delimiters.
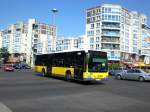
0, 0, 150, 36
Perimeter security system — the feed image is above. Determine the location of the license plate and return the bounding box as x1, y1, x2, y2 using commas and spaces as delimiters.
96, 79, 101, 81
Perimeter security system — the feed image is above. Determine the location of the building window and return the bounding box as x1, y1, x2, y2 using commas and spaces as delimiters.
96, 37, 100, 42
90, 45, 94, 49
87, 31, 94, 36
90, 17, 95, 22
90, 38, 94, 44
96, 44, 99, 50
96, 23, 100, 28
32, 24, 38, 29
91, 24, 94, 29
96, 30, 100, 35
96, 8, 101, 13
87, 11, 91, 17
96, 16, 101, 21
41, 30, 46, 34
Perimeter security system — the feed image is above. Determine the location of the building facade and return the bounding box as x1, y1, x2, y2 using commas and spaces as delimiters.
86, 4, 150, 64
56, 35, 87, 52
0, 19, 56, 65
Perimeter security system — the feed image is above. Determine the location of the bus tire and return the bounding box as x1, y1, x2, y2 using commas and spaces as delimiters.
65, 71, 72, 81
42, 68, 46, 77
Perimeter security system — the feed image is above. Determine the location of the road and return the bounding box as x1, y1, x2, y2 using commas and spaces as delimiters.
0, 69, 150, 112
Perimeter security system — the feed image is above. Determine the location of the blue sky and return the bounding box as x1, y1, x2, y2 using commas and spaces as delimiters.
0, 0, 150, 36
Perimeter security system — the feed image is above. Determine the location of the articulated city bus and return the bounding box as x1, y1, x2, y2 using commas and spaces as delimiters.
34, 50, 109, 81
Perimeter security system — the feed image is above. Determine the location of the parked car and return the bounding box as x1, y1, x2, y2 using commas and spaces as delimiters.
4, 64, 14, 72
21, 64, 31, 69
13, 63, 31, 69
109, 68, 127, 76
115, 68, 150, 82
13, 64, 21, 69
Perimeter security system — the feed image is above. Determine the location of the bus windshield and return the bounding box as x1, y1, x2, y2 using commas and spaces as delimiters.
88, 54, 108, 72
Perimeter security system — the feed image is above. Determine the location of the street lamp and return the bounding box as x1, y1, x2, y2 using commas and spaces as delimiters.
51, 8, 58, 26
51, 8, 58, 52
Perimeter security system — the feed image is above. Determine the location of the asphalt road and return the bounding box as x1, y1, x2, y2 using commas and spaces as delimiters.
0, 69, 150, 112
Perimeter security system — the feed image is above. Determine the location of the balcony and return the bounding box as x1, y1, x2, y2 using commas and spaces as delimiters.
101, 38, 120, 43
101, 22, 120, 30
101, 44, 120, 50
101, 47, 120, 50
101, 33, 120, 37
102, 24, 120, 29
102, 29, 120, 36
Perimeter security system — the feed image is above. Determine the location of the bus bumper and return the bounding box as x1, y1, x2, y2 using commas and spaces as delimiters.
83, 77, 108, 82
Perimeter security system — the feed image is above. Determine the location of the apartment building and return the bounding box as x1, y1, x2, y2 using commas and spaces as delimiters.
86, 4, 150, 64
0, 19, 56, 65
142, 26, 150, 64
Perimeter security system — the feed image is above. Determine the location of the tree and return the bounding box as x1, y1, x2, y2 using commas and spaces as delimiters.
0, 47, 10, 63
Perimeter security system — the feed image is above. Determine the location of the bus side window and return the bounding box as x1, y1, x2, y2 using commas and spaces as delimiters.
59, 59, 64, 67
64, 58, 72, 67
56, 59, 59, 66
53, 59, 58, 67
54, 59, 64, 67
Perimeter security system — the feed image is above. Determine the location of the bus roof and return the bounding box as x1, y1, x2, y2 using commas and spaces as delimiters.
36, 49, 107, 55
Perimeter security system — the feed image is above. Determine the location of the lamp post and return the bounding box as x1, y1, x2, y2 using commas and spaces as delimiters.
51, 8, 58, 26
51, 8, 58, 52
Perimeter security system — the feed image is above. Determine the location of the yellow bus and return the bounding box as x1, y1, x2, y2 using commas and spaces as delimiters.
34, 50, 109, 82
